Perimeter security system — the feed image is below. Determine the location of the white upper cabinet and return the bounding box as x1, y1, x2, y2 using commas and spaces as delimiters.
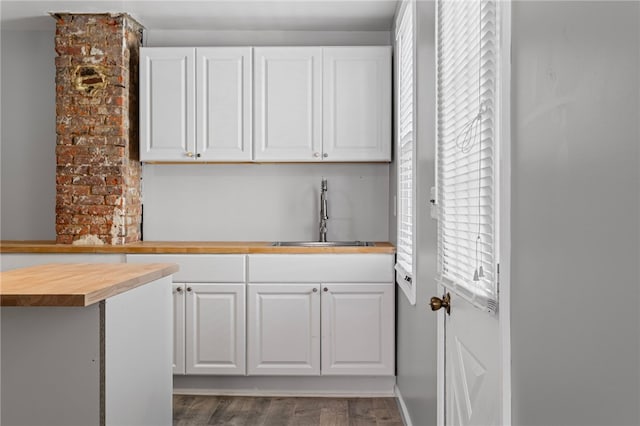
253, 47, 323, 161
140, 47, 196, 161
322, 47, 391, 162
140, 47, 251, 162
140, 46, 391, 162
197, 48, 252, 161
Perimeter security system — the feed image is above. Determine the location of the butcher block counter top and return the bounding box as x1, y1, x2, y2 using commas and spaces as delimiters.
0, 262, 178, 307
0, 240, 395, 254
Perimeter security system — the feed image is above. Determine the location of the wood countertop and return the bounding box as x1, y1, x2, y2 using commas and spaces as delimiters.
0, 241, 395, 254
0, 263, 179, 307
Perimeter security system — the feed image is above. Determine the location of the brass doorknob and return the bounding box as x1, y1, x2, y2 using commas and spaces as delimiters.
430, 292, 451, 315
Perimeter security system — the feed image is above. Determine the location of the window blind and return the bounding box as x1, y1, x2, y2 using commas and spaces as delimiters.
396, 2, 415, 286
436, 0, 499, 312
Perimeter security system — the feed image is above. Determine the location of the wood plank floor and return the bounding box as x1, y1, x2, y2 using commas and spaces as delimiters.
173, 395, 404, 426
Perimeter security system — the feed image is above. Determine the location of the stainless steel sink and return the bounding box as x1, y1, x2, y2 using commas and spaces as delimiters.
271, 241, 375, 247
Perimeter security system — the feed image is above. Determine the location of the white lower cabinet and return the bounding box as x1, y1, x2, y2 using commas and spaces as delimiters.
185, 283, 246, 375
247, 282, 394, 376
172, 283, 246, 375
132, 253, 395, 379
321, 284, 394, 375
247, 284, 320, 375
247, 254, 395, 377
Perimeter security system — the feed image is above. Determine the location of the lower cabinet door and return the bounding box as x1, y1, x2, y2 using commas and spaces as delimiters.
247, 284, 321, 375
185, 283, 246, 375
173, 284, 186, 375
321, 284, 395, 375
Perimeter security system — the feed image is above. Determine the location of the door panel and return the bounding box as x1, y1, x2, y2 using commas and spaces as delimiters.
254, 47, 322, 161
172, 284, 186, 374
140, 47, 195, 161
445, 294, 500, 426
321, 284, 394, 375
247, 283, 320, 375
197, 47, 252, 161
185, 283, 245, 375
323, 47, 391, 161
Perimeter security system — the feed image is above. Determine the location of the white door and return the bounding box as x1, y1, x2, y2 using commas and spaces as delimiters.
172, 284, 186, 374
253, 47, 322, 161
321, 283, 394, 375
322, 47, 392, 162
139, 47, 196, 161
197, 47, 252, 161
185, 283, 246, 375
436, 293, 500, 426
247, 283, 320, 375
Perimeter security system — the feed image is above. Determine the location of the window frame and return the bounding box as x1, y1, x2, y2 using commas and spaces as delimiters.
395, 0, 417, 305
435, 0, 501, 313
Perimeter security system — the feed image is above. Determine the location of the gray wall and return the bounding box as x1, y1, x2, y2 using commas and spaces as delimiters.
142, 163, 389, 241
1, 30, 56, 240
393, 1, 439, 425
511, 2, 640, 425
144, 29, 391, 47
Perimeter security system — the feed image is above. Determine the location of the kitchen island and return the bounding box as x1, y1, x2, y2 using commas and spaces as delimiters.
0, 262, 178, 426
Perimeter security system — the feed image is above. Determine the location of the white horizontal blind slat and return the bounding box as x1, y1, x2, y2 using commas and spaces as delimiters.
396, 3, 414, 278
436, 0, 498, 310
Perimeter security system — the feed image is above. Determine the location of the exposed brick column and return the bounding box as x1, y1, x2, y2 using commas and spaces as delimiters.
54, 13, 143, 245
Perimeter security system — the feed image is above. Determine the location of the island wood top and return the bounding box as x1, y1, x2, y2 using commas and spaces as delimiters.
0, 241, 395, 254
0, 263, 179, 307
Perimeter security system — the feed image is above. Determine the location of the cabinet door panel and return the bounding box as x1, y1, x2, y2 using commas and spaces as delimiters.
140, 47, 196, 161
185, 284, 245, 375
254, 48, 322, 161
173, 284, 186, 375
321, 284, 394, 375
323, 47, 391, 161
197, 48, 252, 161
248, 284, 320, 375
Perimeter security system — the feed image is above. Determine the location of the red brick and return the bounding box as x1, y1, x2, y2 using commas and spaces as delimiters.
90, 165, 123, 176
56, 175, 73, 185
105, 195, 124, 206
105, 176, 123, 185
57, 165, 90, 175
90, 224, 111, 234
56, 235, 74, 244
56, 224, 89, 235
72, 175, 105, 186
57, 184, 90, 196
92, 185, 123, 196
82, 205, 114, 216
73, 194, 105, 205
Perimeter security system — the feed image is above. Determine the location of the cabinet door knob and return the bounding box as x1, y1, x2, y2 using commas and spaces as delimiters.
323, 287, 328, 292
186, 287, 192, 292
185, 151, 194, 158
313, 288, 318, 293
176, 287, 183, 293
313, 152, 320, 158
323, 153, 328, 158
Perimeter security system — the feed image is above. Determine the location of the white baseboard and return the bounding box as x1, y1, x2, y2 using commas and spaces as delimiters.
394, 384, 413, 426
173, 375, 396, 397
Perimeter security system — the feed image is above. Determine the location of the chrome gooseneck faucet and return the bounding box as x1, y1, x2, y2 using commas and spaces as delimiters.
319, 178, 329, 242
